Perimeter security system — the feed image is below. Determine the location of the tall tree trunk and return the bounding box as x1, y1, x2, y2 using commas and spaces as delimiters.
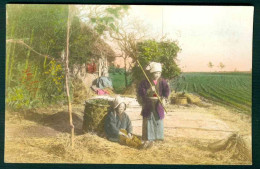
124, 56, 128, 87
65, 5, 74, 148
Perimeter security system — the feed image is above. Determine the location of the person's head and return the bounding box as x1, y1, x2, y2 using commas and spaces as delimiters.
146, 62, 162, 80
113, 96, 126, 114
116, 103, 126, 114
152, 71, 161, 80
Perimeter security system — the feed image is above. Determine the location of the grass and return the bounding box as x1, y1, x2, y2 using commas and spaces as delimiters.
170, 72, 252, 114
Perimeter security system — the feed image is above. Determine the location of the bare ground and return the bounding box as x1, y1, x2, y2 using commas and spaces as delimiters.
4, 97, 252, 164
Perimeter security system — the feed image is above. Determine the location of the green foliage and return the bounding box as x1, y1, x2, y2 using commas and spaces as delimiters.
132, 39, 181, 82
208, 62, 214, 69
6, 60, 65, 110
40, 60, 65, 104
109, 73, 132, 93
88, 99, 110, 106
6, 5, 67, 109
6, 64, 40, 110
170, 72, 252, 113
219, 62, 225, 70
69, 5, 129, 66
6, 86, 34, 110
7, 4, 68, 59
6, 4, 129, 110
69, 16, 96, 66
108, 65, 125, 74
92, 5, 129, 34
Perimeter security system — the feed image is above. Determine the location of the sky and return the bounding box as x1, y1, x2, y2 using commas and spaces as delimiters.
120, 5, 254, 72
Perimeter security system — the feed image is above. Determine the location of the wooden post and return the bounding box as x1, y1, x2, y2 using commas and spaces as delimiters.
65, 5, 74, 148
105, 55, 108, 70
124, 55, 128, 87
98, 57, 102, 77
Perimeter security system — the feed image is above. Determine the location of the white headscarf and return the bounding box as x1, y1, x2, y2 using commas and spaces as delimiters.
113, 96, 126, 109
146, 62, 162, 73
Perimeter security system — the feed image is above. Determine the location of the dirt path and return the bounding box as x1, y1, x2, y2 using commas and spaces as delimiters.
121, 96, 251, 141
4, 96, 252, 164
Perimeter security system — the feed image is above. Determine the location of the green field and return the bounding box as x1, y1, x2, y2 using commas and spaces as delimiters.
170, 72, 252, 113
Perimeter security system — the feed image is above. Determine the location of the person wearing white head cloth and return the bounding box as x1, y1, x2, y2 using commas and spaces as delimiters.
137, 61, 170, 147
104, 96, 143, 149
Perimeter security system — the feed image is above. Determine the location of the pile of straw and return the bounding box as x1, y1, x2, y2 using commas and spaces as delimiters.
208, 133, 252, 161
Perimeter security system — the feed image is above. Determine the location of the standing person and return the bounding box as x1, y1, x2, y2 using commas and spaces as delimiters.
104, 96, 143, 149
137, 62, 170, 147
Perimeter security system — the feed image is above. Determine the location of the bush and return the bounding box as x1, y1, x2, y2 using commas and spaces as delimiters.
132, 39, 181, 82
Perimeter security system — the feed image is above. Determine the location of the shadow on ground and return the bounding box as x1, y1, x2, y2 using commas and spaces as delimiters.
20, 110, 84, 135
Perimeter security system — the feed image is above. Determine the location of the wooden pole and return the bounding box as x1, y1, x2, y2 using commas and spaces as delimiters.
65, 5, 74, 148
124, 55, 128, 87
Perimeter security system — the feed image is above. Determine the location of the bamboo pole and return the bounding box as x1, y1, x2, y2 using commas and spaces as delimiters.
6, 26, 15, 86
6, 42, 12, 86
8, 42, 16, 87
65, 5, 74, 148
25, 29, 34, 69
6, 39, 59, 62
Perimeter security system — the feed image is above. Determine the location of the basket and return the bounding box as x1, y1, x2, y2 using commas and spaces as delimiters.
171, 96, 188, 105
82, 99, 112, 135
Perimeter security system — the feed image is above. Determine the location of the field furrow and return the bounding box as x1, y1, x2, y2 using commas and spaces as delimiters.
170, 72, 251, 113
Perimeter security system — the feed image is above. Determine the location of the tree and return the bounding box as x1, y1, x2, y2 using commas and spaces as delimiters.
64, 5, 75, 148
208, 62, 214, 71
219, 62, 225, 71
108, 16, 149, 87
6, 4, 129, 110
6, 5, 68, 108
132, 39, 181, 83
64, 5, 129, 147
74, 5, 130, 75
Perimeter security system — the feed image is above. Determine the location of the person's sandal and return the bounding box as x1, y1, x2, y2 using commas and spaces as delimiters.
138, 141, 149, 150
139, 141, 153, 150
146, 141, 153, 149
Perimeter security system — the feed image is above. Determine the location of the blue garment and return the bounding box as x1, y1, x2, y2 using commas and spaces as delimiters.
96, 76, 113, 89
142, 99, 164, 141
104, 111, 132, 142
139, 78, 167, 141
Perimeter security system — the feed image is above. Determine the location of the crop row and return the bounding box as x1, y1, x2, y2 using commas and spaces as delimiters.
170, 72, 252, 113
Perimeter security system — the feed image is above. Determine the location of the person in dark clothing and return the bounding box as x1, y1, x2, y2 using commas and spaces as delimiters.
104, 96, 143, 149
138, 62, 170, 147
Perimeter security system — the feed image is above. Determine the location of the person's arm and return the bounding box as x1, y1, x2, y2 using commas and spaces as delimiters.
138, 80, 149, 104
126, 114, 133, 134
162, 79, 170, 98
160, 79, 170, 106
105, 112, 120, 136
125, 115, 133, 138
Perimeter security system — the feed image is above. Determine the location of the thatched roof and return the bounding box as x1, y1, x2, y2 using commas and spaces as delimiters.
92, 38, 117, 63
79, 23, 117, 63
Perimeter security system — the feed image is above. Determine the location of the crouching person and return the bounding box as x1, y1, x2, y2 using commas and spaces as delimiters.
104, 96, 143, 149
